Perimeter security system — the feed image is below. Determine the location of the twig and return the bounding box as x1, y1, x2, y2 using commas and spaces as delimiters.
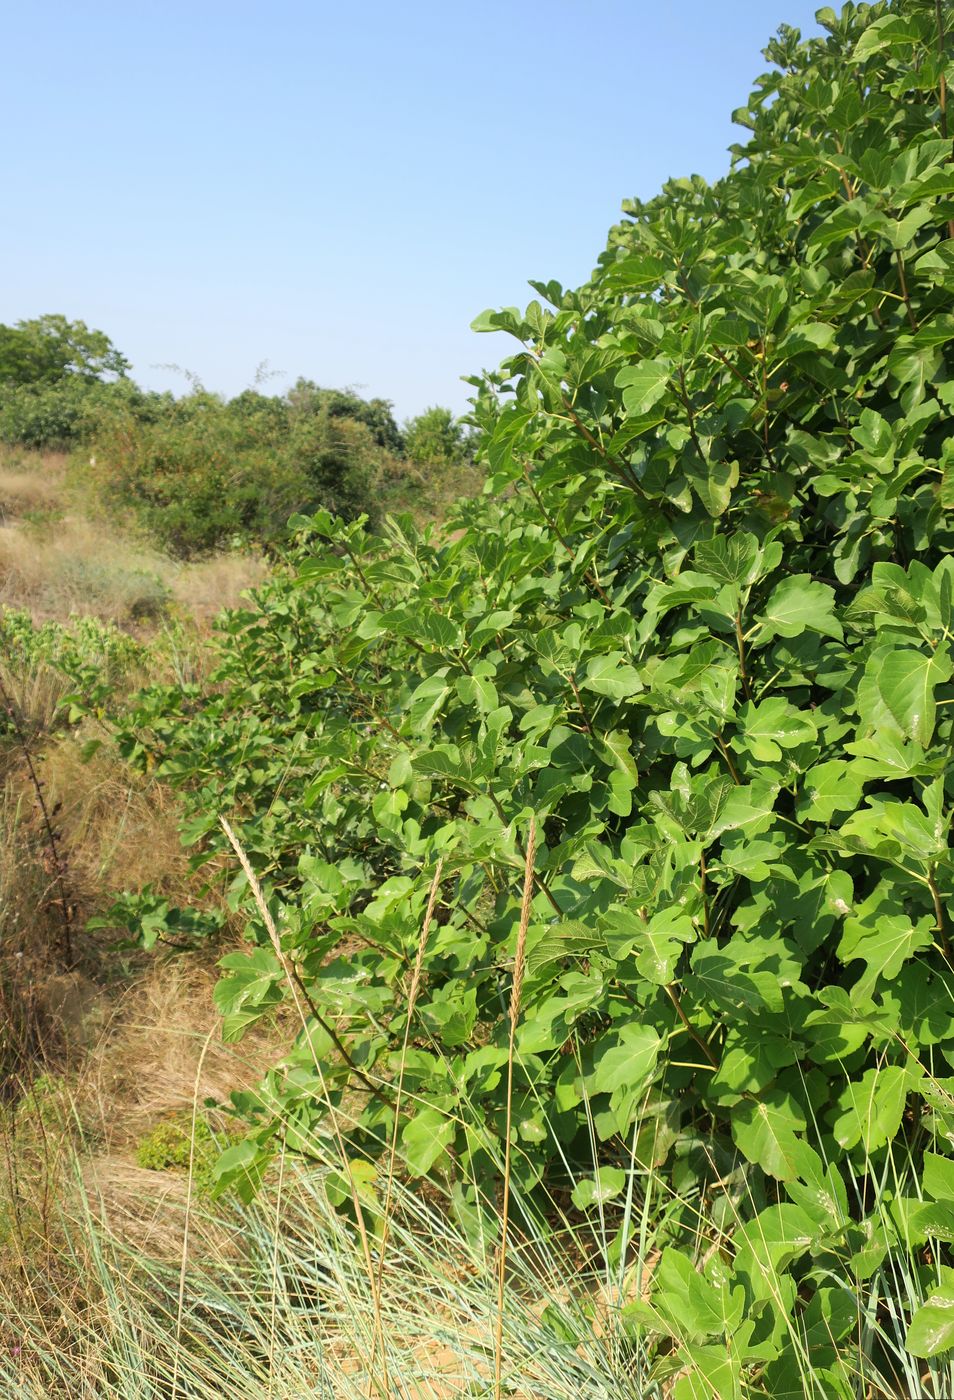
218, 815, 387, 1395
566, 672, 594, 734
676, 366, 708, 469
896, 251, 919, 332
734, 610, 753, 701
218, 816, 387, 1106
0, 668, 73, 964
714, 732, 742, 784
665, 983, 718, 1070
370, 858, 444, 1390
520, 462, 613, 606
936, 0, 954, 240
171, 1025, 216, 1400
928, 867, 951, 960
556, 389, 649, 498
495, 816, 536, 1400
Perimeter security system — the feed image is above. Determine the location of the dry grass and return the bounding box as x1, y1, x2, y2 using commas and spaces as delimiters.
168, 550, 268, 625
0, 515, 169, 623
0, 447, 266, 631
0, 780, 69, 1088
0, 462, 63, 524
80, 957, 285, 1155
374, 455, 484, 530
0, 950, 289, 1237
35, 739, 188, 904
0, 826, 659, 1399
0, 955, 296, 1391
0, 662, 70, 741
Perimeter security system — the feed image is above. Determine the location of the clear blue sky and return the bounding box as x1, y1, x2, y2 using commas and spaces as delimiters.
2, 1, 825, 421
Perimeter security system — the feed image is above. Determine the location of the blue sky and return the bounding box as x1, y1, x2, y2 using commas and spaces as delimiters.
2, 1, 825, 420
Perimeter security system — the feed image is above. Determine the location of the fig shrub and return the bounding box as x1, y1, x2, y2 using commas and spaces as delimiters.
107, 2, 954, 1388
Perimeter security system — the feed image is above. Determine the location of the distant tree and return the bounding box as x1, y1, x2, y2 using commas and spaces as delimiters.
286, 379, 404, 453
0, 315, 129, 386
403, 405, 471, 465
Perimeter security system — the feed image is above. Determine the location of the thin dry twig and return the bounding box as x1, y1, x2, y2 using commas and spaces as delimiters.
369, 856, 444, 1395
170, 1024, 216, 1400
494, 816, 536, 1400
218, 815, 387, 1395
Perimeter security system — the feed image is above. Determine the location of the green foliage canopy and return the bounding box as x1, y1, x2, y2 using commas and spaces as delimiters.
403, 405, 472, 465
0, 315, 129, 386
85, 382, 411, 556
100, 1, 954, 1389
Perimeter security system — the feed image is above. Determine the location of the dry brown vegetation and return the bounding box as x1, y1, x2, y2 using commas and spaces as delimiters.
0, 444, 262, 1242
0, 460, 281, 1389
0, 450, 65, 524
0, 447, 266, 628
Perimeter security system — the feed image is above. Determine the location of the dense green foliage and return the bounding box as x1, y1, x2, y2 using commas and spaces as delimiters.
0, 315, 133, 448
86, 384, 474, 556
0, 315, 129, 388
0, 319, 473, 553
95, 2, 954, 1391
0, 608, 145, 740
402, 404, 474, 465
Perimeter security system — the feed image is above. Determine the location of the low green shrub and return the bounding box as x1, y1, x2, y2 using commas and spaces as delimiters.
0, 609, 144, 683
135, 1114, 222, 1196
0, 608, 146, 738
86, 385, 411, 557
0, 379, 136, 450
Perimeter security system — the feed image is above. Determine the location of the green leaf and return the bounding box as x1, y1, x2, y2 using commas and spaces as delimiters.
213, 948, 285, 1042
604, 906, 696, 985
615, 359, 671, 416
733, 698, 817, 763
652, 1248, 745, 1344
754, 576, 842, 643
571, 1165, 626, 1210
580, 653, 643, 701
709, 1035, 797, 1105
402, 1107, 455, 1176
685, 460, 740, 518
731, 1090, 810, 1181
832, 1065, 909, 1154
212, 1139, 274, 1203
693, 532, 765, 586
526, 920, 599, 977
852, 14, 931, 61
858, 646, 953, 747
837, 912, 935, 997
906, 1274, 954, 1358
588, 1023, 661, 1096
923, 1151, 954, 1202
601, 728, 639, 783
673, 1348, 744, 1400
797, 761, 865, 824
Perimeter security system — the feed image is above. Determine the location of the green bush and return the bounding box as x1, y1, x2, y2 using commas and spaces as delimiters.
0, 315, 128, 387
0, 316, 471, 548
0, 377, 137, 450
136, 1115, 223, 1196
402, 405, 472, 466
0, 608, 146, 739
107, 2, 954, 1389
87, 391, 282, 556
86, 384, 418, 557
0, 316, 132, 448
